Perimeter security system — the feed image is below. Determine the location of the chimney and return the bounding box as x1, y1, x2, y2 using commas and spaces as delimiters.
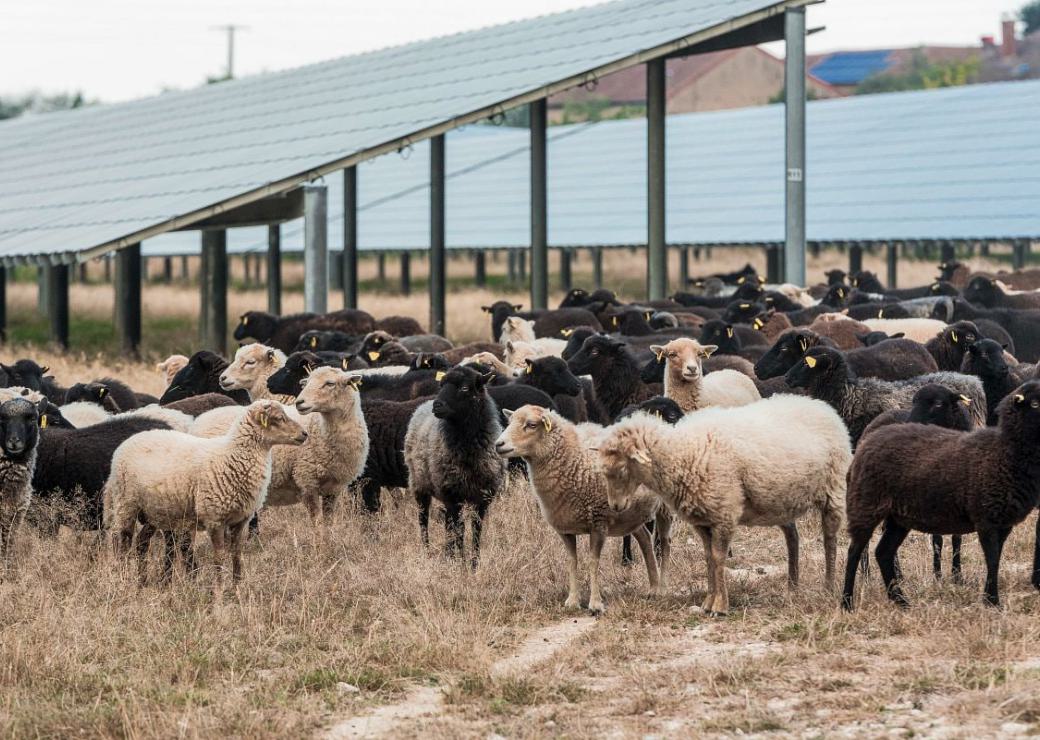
1001, 16, 1017, 58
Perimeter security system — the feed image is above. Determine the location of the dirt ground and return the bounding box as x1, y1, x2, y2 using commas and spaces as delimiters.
3, 246, 1039, 738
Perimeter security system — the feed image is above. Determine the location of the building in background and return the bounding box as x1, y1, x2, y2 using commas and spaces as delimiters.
547, 47, 839, 122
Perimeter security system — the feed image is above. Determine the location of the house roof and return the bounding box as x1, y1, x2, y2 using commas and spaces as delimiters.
809, 49, 894, 86
0, 0, 805, 266
143, 77, 1040, 258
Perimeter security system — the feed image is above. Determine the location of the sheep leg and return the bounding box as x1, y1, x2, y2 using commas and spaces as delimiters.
588, 530, 606, 615
707, 528, 732, 616
559, 533, 581, 610
247, 512, 260, 539
443, 502, 464, 560
620, 535, 634, 567
632, 525, 660, 595
208, 525, 227, 594
1032, 512, 1040, 591
134, 521, 157, 584
303, 494, 322, 525
874, 519, 910, 608
655, 511, 673, 592
931, 535, 944, 580
360, 480, 381, 513
0, 511, 12, 565
415, 491, 432, 549
821, 503, 842, 591
979, 526, 1011, 606
842, 530, 873, 611
693, 525, 715, 612
227, 519, 249, 583
469, 500, 489, 570
779, 523, 800, 588
950, 535, 963, 583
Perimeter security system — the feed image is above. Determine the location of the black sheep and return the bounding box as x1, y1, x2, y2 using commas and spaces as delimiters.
924, 321, 979, 370
670, 281, 763, 309
964, 276, 1040, 310
566, 335, 656, 421
405, 367, 507, 564
159, 351, 250, 405
64, 382, 123, 414
856, 331, 905, 346
721, 301, 766, 325
616, 396, 683, 425
482, 301, 542, 342
761, 291, 804, 312
937, 300, 1040, 362
879, 281, 960, 302
233, 308, 376, 354
0, 397, 43, 561
784, 346, 984, 445
843, 381, 1040, 609
559, 288, 592, 308
533, 308, 603, 337
561, 327, 601, 361
699, 320, 766, 363
294, 329, 358, 353
517, 356, 586, 423
850, 271, 886, 293
825, 269, 847, 286
960, 339, 1016, 426
355, 396, 431, 512
408, 353, 452, 373
375, 315, 424, 337
755, 329, 938, 383
32, 416, 174, 530
161, 393, 237, 417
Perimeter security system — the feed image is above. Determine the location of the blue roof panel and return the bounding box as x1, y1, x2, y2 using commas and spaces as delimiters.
810, 50, 893, 86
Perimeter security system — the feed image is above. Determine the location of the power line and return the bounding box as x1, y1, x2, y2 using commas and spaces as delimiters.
210, 24, 249, 79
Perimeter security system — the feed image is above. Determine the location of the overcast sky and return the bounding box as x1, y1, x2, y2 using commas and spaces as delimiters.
3, 0, 1022, 102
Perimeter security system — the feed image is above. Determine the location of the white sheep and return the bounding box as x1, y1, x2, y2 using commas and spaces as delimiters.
0, 398, 42, 565
862, 317, 946, 344
156, 354, 189, 387
495, 405, 670, 614
59, 401, 112, 428
504, 339, 567, 376
219, 344, 293, 402
652, 338, 760, 413
186, 369, 368, 520
460, 351, 514, 376
596, 394, 851, 616
498, 316, 536, 344
105, 400, 307, 586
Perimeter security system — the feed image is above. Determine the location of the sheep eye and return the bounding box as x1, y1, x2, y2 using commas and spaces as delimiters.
591, 350, 599, 357
325, 382, 335, 388
1032, 399, 1040, 410
667, 352, 677, 358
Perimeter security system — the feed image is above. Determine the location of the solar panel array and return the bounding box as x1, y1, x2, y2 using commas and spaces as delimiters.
141, 78, 1040, 259
809, 49, 894, 86
0, 0, 795, 266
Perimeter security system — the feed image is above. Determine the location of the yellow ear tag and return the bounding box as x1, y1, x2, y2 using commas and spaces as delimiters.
367, 351, 380, 361
645, 312, 652, 321
1015, 394, 1025, 403
739, 303, 750, 309
561, 328, 573, 337
753, 318, 763, 330
737, 276, 745, 284
805, 355, 817, 368
726, 327, 734, 338
98, 388, 107, 397
242, 316, 248, 325
653, 349, 664, 362
525, 364, 533, 375
959, 394, 971, 406
612, 317, 619, 327
304, 364, 314, 375
259, 413, 269, 428
838, 288, 845, 298
798, 337, 808, 353
310, 336, 318, 348
541, 416, 552, 433
342, 358, 349, 370
951, 332, 959, 344
40, 414, 48, 429
349, 376, 363, 390
878, 308, 884, 318
435, 371, 446, 381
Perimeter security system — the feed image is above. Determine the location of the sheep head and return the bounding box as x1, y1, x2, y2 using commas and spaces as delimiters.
156, 354, 189, 386
653, 338, 716, 383
494, 404, 556, 458
220, 344, 286, 393
295, 367, 362, 414
247, 400, 307, 446
431, 366, 494, 421
596, 424, 655, 512
233, 311, 277, 343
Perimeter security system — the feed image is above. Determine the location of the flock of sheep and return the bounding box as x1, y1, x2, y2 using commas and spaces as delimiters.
2, 258, 1040, 616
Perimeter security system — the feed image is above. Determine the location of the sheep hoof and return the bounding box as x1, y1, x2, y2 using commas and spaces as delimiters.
564, 597, 581, 610
706, 609, 728, 618
587, 602, 605, 616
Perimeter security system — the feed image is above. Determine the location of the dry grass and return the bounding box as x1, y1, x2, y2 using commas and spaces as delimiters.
3, 247, 1038, 737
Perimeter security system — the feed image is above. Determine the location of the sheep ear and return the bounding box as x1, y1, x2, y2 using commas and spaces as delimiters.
630, 446, 651, 465
524, 359, 534, 375
98, 387, 107, 398
649, 345, 664, 361
506, 341, 514, 352
266, 349, 275, 360
959, 394, 972, 406
892, 333, 905, 339
258, 412, 269, 428
725, 326, 734, 338
1015, 394, 1025, 404
541, 416, 552, 433
481, 306, 491, 313
561, 328, 573, 337
701, 345, 718, 358
347, 375, 363, 390
479, 371, 496, 387
40, 366, 50, 375
798, 337, 809, 353
502, 408, 514, 419
310, 336, 318, 348
512, 304, 523, 311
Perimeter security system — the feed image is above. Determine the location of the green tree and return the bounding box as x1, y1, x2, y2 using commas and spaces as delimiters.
855, 49, 980, 95
0, 91, 91, 120
1022, 1, 1040, 35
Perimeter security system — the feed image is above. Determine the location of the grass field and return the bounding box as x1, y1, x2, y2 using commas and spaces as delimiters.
3, 246, 1040, 738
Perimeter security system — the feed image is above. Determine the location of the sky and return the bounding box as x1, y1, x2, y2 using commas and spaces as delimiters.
2, 0, 1023, 102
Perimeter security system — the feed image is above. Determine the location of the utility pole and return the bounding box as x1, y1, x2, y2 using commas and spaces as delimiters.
211, 24, 248, 79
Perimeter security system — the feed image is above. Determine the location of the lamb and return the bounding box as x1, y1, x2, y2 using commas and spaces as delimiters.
233, 308, 376, 354
755, 329, 938, 383
495, 405, 670, 614
654, 339, 760, 414
596, 394, 851, 615
842, 381, 1040, 609
159, 351, 250, 405
482, 300, 542, 341
783, 346, 985, 445
404, 366, 507, 565
0, 398, 43, 564
566, 335, 657, 421
105, 401, 307, 585
499, 316, 536, 344
503, 339, 567, 374
218, 344, 294, 403
156, 355, 189, 387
